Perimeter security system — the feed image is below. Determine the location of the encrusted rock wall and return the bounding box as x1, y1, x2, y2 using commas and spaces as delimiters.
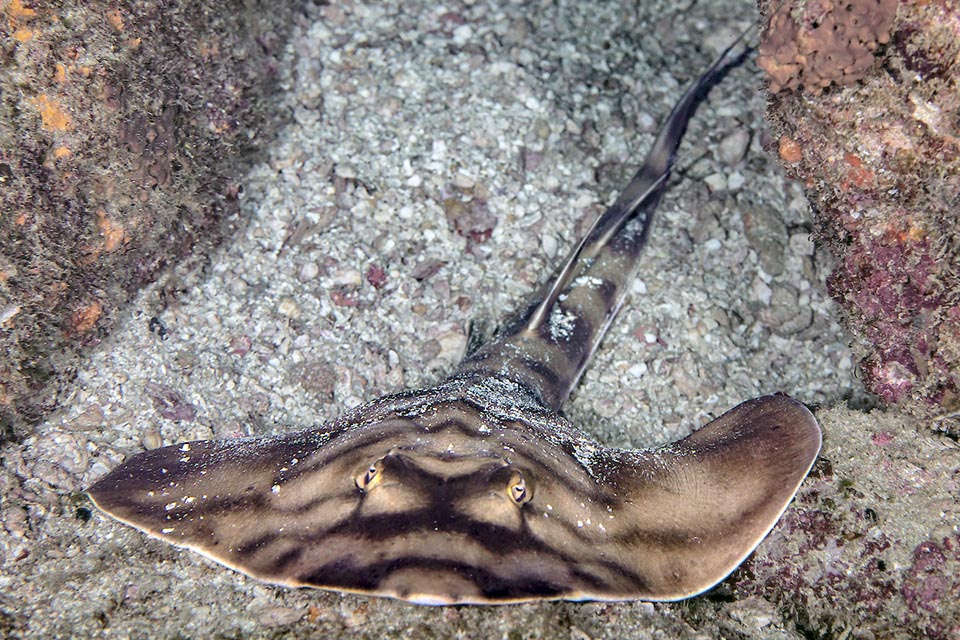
758, 0, 960, 421
0, 0, 296, 432
737, 405, 960, 639
758, 0, 899, 93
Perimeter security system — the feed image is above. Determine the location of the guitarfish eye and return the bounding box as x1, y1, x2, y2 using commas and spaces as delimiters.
508, 473, 532, 504
356, 460, 382, 492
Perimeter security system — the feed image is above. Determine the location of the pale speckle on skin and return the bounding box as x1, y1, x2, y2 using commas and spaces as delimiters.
572, 275, 604, 289
548, 306, 577, 341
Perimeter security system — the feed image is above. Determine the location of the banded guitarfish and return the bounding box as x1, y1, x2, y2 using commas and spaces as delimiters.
88, 33, 821, 605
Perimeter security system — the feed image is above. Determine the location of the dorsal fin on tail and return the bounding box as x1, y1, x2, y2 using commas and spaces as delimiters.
453, 31, 755, 411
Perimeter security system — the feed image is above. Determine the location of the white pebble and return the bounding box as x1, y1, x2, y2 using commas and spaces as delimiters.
541, 234, 558, 259
750, 276, 773, 306
704, 172, 726, 193
789, 232, 815, 256
331, 268, 362, 286
627, 362, 648, 378
278, 297, 301, 319
717, 128, 750, 165
452, 25, 473, 46
727, 171, 745, 191
452, 172, 475, 189
298, 262, 320, 282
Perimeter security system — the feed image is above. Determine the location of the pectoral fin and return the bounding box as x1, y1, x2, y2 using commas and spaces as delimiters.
597, 394, 820, 600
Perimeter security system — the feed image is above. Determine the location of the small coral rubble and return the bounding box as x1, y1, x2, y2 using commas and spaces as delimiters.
758, 0, 900, 93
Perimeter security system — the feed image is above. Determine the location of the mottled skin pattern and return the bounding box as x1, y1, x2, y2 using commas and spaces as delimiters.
88, 35, 822, 605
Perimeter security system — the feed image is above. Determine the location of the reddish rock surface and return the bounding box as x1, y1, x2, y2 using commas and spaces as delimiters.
759, 0, 960, 420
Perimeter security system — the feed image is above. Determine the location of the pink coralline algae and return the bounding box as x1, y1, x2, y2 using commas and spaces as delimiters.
901, 537, 960, 638
828, 222, 945, 405
734, 400, 960, 638
739, 481, 898, 623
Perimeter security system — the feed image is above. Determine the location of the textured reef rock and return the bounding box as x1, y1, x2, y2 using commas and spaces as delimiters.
758, 0, 899, 93
758, 0, 960, 420
753, 2, 960, 635
0, 1, 295, 431
737, 405, 960, 639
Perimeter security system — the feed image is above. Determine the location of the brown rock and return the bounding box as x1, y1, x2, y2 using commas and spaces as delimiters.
0, 0, 296, 432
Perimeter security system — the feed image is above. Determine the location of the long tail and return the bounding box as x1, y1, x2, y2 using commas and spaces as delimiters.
451, 33, 754, 412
